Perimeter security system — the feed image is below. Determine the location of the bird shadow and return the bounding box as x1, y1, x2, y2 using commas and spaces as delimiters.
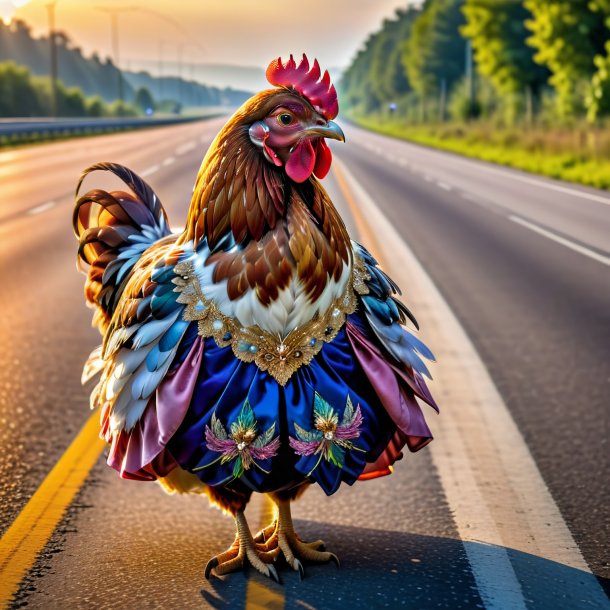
200, 521, 609, 609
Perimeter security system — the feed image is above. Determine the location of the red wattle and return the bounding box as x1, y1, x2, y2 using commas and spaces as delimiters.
313, 139, 332, 179
285, 139, 316, 183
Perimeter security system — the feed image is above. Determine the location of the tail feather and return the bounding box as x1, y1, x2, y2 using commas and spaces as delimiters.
74, 163, 171, 334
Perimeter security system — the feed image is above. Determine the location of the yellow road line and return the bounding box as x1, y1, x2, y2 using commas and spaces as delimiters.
0, 411, 104, 608
245, 579, 284, 610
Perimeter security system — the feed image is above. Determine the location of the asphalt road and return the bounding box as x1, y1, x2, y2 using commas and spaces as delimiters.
0, 118, 608, 609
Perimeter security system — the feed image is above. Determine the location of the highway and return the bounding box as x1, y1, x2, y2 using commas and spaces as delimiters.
0, 117, 608, 609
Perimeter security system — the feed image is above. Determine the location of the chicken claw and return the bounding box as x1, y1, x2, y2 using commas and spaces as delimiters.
257, 497, 339, 579
205, 511, 280, 581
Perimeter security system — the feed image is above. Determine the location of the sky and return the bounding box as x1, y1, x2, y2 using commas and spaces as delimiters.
3, 0, 417, 79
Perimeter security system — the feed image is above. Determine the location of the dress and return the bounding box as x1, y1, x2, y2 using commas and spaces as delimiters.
101, 241, 438, 497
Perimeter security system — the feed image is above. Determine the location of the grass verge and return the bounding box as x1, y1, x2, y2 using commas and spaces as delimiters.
348, 114, 610, 191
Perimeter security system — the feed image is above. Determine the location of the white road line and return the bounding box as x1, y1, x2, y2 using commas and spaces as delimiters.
335, 158, 610, 610
175, 141, 197, 155
28, 201, 55, 215
162, 157, 175, 167
510, 215, 610, 267
353, 131, 610, 207
140, 164, 160, 178
437, 181, 452, 191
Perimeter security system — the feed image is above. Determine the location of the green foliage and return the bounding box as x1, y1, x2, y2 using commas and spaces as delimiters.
85, 95, 107, 118
134, 86, 155, 113
341, 0, 610, 124
340, 8, 418, 112
586, 0, 610, 120
524, 0, 609, 118
107, 99, 140, 118
462, 0, 549, 96
0, 20, 251, 108
0, 61, 45, 116
0, 60, 144, 118
403, 0, 467, 104
449, 77, 483, 121
351, 113, 610, 190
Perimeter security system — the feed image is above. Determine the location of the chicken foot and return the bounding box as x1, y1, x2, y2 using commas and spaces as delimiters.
205, 510, 280, 581
254, 497, 339, 578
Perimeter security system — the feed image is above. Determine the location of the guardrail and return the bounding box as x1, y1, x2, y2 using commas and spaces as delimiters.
0, 113, 225, 146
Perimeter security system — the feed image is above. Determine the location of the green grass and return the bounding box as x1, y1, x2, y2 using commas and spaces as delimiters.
348, 113, 610, 191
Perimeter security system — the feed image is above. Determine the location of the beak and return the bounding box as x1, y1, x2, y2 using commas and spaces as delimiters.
303, 120, 345, 143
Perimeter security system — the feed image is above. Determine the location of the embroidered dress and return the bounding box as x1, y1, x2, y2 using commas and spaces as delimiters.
104, 248, 437, 497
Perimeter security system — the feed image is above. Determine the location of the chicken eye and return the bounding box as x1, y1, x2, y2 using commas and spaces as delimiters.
277, 113, 293, 126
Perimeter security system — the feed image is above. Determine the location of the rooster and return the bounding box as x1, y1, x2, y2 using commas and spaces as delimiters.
73, 54, 437, 581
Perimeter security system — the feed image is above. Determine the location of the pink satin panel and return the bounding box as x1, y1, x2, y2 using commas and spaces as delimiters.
106, 338, 204, 480
345, 321, 434, 479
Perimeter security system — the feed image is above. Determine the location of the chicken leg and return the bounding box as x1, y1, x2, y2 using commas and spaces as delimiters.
205, 510, 280, 581
254, 494, 339, 578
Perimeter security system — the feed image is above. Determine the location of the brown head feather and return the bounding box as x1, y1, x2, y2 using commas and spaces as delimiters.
180, 89, 352, 307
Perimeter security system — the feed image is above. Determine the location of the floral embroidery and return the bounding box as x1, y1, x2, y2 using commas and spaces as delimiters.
195, 399, 280, 479
289, 393, 364, 475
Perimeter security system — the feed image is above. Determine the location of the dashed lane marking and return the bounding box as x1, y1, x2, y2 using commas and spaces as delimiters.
27, 201, 55, 215
352, 132, 610, 207
140, 164, 160, 177
175, 141, 197, 156
0, 412, 104, 609
510, 214, 610, 267
162, 157, 175, 167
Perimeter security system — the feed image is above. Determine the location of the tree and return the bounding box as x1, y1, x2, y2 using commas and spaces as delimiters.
586, 0, 610, 120
0, 61, 45, 116
462, 0, 549, 96
134, 86, 155, 113
524, 0, 609, 118
369, 9, 418, 104
340, 30, 385, 111
403, 0, 467, 119
86, 95, 107, 117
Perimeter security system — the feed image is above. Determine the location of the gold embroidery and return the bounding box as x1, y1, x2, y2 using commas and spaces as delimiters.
173, 255, 369, 385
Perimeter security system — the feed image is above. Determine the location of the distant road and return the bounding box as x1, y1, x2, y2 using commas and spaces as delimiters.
0, 119, 608, 608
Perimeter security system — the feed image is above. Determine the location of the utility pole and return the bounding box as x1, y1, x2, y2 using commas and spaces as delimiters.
465, 38, 475, 119
46, 2, 58, 117
158, 40, 164, 101
439, 77, 447, 123
95, 6, 136, 107
177, 43, 183, 109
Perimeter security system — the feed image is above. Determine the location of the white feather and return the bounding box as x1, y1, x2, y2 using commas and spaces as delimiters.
191, 246, 353, 336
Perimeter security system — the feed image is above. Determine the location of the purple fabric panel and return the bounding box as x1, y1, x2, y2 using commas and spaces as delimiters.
116, 338, 204, 477
345, 321, 433, 446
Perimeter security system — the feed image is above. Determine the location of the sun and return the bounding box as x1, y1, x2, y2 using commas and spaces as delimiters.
0, 0, 31, 26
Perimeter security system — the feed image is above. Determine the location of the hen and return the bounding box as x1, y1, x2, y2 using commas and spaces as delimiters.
73, 54, 437, 581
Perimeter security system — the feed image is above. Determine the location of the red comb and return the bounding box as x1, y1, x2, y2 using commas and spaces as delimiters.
266, 54, 338, 120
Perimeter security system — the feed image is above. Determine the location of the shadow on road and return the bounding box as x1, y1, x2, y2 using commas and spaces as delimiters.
201, 521, 609, 610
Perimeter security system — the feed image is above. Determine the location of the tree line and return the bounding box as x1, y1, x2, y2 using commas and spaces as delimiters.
340, 0, 610, 124
0, 61, 158, 118
0, 19, 251, 117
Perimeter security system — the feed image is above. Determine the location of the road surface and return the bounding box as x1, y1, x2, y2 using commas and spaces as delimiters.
0, 118, 608, 609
